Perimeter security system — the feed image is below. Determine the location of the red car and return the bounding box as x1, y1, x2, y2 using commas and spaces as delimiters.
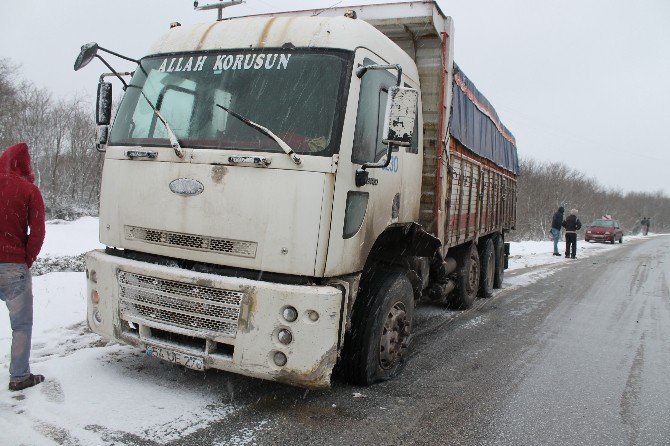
585, 219, 623, 244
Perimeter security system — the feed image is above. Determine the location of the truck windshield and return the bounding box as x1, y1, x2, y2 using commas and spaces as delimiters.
109, 50, 351, 156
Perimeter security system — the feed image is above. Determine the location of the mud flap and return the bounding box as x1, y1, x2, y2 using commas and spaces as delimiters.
504, 242, 510, 269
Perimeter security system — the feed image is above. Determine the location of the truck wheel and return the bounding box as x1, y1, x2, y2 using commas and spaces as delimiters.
478, 238, 494, 298
493, 234, 504, 289
341, 270, 414, 385
448, 243, 480, 310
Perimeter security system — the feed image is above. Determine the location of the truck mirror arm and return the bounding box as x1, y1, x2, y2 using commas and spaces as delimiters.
94, 55, 130, 89
355, 143, 394, 187
74, 42, 143, 86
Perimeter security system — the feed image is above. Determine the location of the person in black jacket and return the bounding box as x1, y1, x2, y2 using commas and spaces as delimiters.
641, 217, 650, 236
550, 206, 564, 256
562, 209, 582, 258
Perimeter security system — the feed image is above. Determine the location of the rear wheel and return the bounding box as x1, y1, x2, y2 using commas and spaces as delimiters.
478, 238, 495, 298
448, 243, 480, 309
340, 270, 414, 385
493, 234, 505, 289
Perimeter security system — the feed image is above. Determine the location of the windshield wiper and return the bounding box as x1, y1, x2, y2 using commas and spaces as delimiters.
127, 85, 184, 158
215, 104, 301, 165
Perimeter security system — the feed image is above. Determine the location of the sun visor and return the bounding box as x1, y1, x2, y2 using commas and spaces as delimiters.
449, 64, 519, 175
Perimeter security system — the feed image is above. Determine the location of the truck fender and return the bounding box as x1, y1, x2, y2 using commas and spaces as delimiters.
366, 222, 441, 265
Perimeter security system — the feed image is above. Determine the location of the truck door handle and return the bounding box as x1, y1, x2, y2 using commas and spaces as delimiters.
126, 150, 158, 159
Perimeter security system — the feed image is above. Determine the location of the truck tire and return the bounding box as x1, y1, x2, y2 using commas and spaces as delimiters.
341, 270, 414, 385
493, 234, 504, 289
478, 238, 495, 298
448, 243, 480, 310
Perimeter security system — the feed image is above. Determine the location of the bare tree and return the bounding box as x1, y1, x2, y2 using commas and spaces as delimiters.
513, 157, 669, 240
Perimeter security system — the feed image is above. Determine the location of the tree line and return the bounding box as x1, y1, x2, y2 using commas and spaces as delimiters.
1, 58, 667, 236
0, 58, 102, 219
514, 157, 669, 240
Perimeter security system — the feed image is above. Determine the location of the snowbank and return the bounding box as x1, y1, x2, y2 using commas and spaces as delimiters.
507, 233, 654, 271
39, 216, 104, 258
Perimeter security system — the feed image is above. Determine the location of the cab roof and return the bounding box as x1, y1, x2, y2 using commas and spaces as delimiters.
147, 15, 419, 81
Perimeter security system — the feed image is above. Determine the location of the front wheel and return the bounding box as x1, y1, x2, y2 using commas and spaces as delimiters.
340, 270, 414, 385
619, 236, 623, 244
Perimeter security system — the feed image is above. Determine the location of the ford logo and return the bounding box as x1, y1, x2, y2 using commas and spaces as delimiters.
169, 178, 204, 196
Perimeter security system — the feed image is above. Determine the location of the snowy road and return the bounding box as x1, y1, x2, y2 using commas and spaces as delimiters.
0, 219, 668, 445
481, 234, 670, 445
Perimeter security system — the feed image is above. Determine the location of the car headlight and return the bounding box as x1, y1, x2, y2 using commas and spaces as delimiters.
587, 230, 591, 234
605, 231, 611, 235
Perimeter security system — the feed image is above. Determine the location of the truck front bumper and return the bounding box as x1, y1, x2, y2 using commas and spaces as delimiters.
85, 250, 344, 388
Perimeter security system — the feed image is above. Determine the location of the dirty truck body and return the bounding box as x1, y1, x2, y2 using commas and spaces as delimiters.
85, 1, 518, 388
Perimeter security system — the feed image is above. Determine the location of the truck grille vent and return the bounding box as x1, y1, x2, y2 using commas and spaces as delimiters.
118, 271, 244, 337
125, 225, 257, 258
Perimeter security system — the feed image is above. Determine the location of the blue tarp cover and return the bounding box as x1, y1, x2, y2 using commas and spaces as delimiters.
449, 64, 519, 175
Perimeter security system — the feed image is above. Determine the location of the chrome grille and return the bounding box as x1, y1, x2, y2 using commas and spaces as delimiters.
125, 226, 257, 258
118, 271, 244, 337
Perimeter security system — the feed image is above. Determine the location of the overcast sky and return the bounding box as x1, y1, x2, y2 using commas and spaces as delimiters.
1, 0, 668, 195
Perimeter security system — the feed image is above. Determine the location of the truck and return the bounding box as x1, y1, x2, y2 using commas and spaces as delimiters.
75, 0, 518, 389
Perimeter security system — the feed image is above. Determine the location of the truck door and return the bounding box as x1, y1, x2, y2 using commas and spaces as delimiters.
325, 50, 405, 276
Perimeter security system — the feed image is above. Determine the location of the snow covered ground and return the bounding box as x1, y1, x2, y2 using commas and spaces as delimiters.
0, 218, 662, 445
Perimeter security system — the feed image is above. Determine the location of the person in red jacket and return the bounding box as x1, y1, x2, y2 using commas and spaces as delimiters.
0, 142, 46, 391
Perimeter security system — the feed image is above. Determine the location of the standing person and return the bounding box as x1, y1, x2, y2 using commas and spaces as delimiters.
550, 206, 565, 256
0, 143, 46, 391
641, 217, 649, 236
562, 209, 582, 259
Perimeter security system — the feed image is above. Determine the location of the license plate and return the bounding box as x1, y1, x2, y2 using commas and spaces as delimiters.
146, 346, 204, 371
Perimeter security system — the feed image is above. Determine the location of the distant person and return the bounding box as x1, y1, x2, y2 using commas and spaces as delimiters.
641, 217, 649, 236
562, 209, 582, 259
0, 143, 46, 391
550, 206, 565, 256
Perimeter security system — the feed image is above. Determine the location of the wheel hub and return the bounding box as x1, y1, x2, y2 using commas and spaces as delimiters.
379, 302, 410, 370
468, 255, 480, 293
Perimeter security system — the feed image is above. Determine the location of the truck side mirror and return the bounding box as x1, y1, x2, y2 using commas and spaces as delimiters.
74, 42, 99, 71
382, 86, 418, 147
96, 81, 113, 125
96, 125, 109, 152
